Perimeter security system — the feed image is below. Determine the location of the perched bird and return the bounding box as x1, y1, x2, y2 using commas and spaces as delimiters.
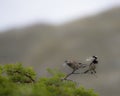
84, 56, 98, 74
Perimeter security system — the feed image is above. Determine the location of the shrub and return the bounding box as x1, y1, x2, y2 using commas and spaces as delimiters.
0, 63, 98, 96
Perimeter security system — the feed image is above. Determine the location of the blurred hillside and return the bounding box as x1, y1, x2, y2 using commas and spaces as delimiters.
0, 7, 120, 96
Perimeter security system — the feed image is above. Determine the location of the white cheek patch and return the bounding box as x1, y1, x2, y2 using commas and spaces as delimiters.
86, 59, 91, 61
86, 57, 93, 61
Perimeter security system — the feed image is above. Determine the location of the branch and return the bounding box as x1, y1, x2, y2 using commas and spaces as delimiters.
14, 70, 35, 83
63, 69, 82, 80
63, 64, 88, 80
63, 70, 75, 80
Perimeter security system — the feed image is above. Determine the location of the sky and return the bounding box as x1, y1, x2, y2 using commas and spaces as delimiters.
0, 0, 120, 31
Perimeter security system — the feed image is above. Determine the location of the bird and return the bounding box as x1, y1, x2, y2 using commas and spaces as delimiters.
84, 56, 98, 74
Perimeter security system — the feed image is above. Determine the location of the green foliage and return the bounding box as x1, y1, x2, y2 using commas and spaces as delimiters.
0, 63, 98, 96
4, 63, 36, 83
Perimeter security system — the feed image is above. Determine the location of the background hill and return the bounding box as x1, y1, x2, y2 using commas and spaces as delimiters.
0, 7, 120, 96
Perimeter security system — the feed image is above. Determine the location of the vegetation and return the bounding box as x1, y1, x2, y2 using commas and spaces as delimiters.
0, 63, 98, 96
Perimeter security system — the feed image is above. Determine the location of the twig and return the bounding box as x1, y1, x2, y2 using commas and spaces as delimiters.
63, 70, 76, 80
13, 70, 35, 83
63, 63, 87, 80
63, 69, 83, 80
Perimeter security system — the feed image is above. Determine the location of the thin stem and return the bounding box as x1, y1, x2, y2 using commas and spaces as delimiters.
63, 65, 84, 80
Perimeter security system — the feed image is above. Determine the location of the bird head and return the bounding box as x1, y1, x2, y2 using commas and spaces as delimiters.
86, 56, 98, 61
